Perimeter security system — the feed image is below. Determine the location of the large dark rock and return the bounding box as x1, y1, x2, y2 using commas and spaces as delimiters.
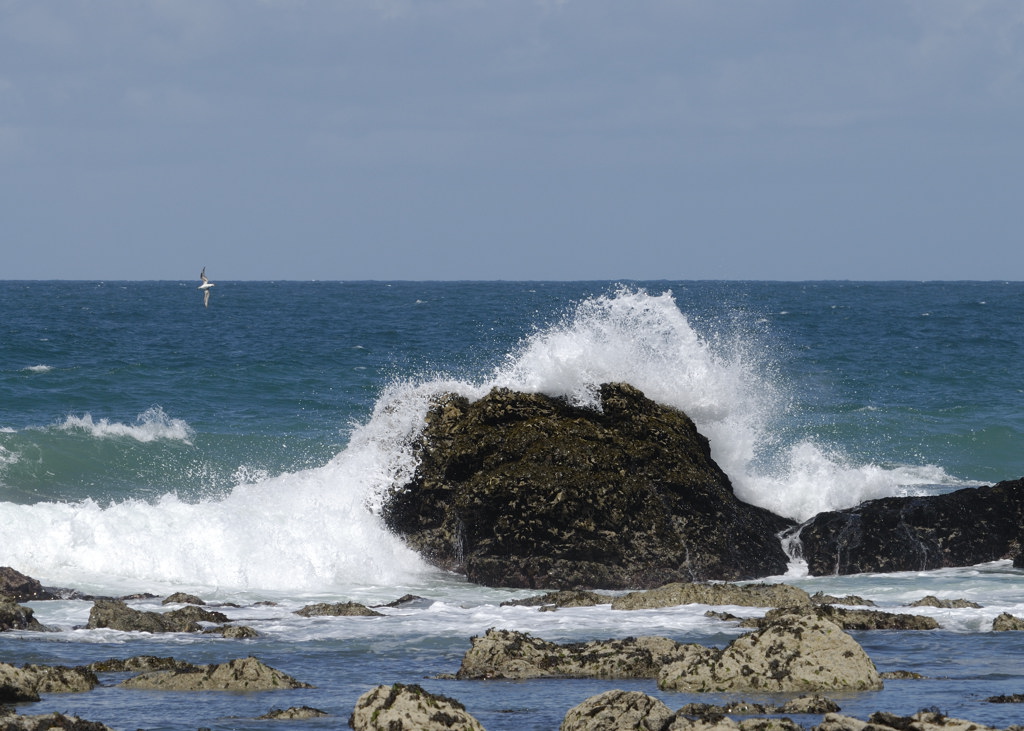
0, 568, 57, 602
382, 383, 795, 589
798, 478, 1024, 576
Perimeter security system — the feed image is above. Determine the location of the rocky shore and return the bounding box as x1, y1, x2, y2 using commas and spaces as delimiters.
4, 567, 1024, 730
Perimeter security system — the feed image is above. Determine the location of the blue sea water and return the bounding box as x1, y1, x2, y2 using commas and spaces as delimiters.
1, 280, 1023, 729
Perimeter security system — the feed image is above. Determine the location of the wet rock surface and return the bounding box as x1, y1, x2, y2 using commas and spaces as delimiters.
610, 582, 811, 610
383, 383, 795, 589
0, 568, 57, 603
560, 689, 675, 731
0, 600, 46, 633
293, 601, 383, 617
658, 614, 882, 693
85, 599, 229, 633
349, 683, 485, 731
798, 478, 1024, 576
456, 628, 700, 680
117, 656, 312, 691
738, 604, 939, 631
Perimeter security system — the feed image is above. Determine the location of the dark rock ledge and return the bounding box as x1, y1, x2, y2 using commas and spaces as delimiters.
383, 382, 795, 589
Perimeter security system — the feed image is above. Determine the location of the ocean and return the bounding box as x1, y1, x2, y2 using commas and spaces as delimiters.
1, 280, 1022, 730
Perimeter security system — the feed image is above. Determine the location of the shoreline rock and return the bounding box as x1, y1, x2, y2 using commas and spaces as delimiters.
610, 582, 811, 610
798, 478, 1024, 576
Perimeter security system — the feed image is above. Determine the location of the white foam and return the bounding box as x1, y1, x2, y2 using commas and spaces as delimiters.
23, 364, 53, 373
57, 406, 194, 444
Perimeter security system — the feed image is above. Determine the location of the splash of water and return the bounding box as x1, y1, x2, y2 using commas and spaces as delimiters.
0, 287, 959, 591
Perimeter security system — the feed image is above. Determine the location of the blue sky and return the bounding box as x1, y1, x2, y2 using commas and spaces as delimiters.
2, 1, 1023, 280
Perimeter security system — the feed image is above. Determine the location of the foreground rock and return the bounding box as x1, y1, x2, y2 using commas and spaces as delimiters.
117, 656, 311, 691
992, 612, 1024, 631
456, 628, 699, 680
383, 383, 795, 589
560, 689, 674, 731
0, 662, 98, 702
0, 710, 115, 730
798, 478, 1024, 575
86, 599, 229, 633
349, 683, 484, 731
658, 614, 882, 693
817, 710, 1012, 731
556, 698, 1015, 731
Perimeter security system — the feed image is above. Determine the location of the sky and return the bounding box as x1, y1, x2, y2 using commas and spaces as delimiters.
2, 1, 1023, 281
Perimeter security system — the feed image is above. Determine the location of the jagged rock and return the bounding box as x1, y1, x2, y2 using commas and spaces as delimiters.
992, 612, 1024, 631
117, 656, 312, 691
907, 595, 982, 609
0, 663, 40, 702
0, 600, 46, 632
815, 710, 1006, 731
798, 478, 1024, 576
349, 683, 484, 731
560, 689, 674, 731
0, 568, 57, 602
879, 670, 926, 680
0, 662, 97, 702
206, 624, 260, 638
501, 590, 612, 609
382, 383, 796, 589
810, 593, 876, 607
658, 615, 882, 693
375, 594, 428, 608
611, 582, 810, 611
294, 601, 383, 617
258, 706, 329, 719
739, 605, 939, 631
0, 711, 115, 730
455, 628, 700, 680
161, 592, 205, 605
85, 599, 228, 633
88, 656, 195, 673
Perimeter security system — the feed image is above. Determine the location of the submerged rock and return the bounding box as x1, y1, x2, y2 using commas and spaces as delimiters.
349, 683, 484, 731
117, 656, 312, 691
798, 478, 1024, 576
0, 710, 115, 730
907, 595, 982, 609
658, 614, 882, 693
456, 628, 700, 680
560, 689, 674, 731
611, 582, 810, 611
258, 706, 329, 720
86, 599, 228, 633
500, 589, 612, 609
816, 710, 1008, 731
991, 612, 1024, 631
739, 605, 939, 631
383, 383, 795, 589
294, 601, 382, 617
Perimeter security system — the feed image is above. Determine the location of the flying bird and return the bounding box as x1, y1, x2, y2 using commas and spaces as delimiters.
198, 267, 215, 307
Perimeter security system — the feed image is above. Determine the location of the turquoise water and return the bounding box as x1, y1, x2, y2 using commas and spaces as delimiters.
1, 281, 1023, 729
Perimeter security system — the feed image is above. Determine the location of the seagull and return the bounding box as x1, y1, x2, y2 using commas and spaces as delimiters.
198, 267, 215, 307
